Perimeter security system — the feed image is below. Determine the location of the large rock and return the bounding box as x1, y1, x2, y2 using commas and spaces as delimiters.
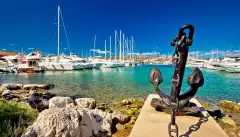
75, 98, 96, 109
23, 84, 54, 90
1, 89, 12, 96
112, 113, 130, 124
22, 107, 114, 137
219, 100, 240, 112
0, 83, 22, 92
49, 97, 74, 108
220, 115, 237, 127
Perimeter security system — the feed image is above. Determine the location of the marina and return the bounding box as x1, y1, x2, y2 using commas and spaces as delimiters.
0, 1, 240, 137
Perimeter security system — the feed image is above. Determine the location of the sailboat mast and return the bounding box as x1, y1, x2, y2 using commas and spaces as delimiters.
119, 30, 122, 61
131, 36, 134, 61
126, 37, 129, 60
105, 40, 107, 60
94, 35, 96, 57
129, 40, 132, 61
123, 34, 125, 61
57, 6, 60, 57
110, 36, 111, 61
115, 31, 117, 60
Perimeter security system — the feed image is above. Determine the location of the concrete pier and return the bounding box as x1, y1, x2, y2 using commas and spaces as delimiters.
130, 94, 228, 137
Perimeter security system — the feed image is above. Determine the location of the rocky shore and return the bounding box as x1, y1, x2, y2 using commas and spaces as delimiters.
21, 97, 144, 137
1, 83, 240, 137
0, 83, 145, 137
204, 100, 240, 137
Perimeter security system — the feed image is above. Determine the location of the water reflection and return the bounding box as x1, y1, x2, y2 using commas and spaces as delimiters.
0, 65, 239, 103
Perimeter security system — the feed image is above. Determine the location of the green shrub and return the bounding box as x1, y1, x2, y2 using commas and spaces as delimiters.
0, 98, 38, 137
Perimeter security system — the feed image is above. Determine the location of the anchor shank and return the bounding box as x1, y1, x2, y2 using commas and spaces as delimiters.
170, 45, 189, 102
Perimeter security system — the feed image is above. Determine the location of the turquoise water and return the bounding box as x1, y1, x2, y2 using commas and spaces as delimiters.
0, 65, 239, 105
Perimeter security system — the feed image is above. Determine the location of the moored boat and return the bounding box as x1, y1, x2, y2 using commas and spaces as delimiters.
18, 51, 45, 73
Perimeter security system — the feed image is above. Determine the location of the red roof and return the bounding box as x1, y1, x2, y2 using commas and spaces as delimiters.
0, 52, 17, 57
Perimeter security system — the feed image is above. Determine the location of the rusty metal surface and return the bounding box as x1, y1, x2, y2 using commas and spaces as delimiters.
149, 24, 204, 137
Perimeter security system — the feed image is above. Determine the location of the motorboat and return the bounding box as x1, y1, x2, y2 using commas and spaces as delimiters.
213, 57, 240, 72
40, 55, 73, 71
187, 59, 207, 68
18, 51, 45, 73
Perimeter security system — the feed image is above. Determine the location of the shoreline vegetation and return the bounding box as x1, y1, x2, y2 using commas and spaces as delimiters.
0, 83, 239, 137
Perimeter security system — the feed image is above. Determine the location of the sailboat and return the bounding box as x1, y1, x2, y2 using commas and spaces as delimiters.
40, 6, 74, 71
100, 40, 117, 68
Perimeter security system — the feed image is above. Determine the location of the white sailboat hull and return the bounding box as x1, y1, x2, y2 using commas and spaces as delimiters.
101, 62, 118, 68
40, 62, 73, 71
219, 64, 240, 72
73, 63, 93, 70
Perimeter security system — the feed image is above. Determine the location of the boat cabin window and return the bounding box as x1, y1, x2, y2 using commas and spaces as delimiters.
13, 59, 18, 64
29, 61, 38, 67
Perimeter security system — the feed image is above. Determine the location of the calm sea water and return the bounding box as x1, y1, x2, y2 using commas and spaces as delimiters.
0, 65, 239, 105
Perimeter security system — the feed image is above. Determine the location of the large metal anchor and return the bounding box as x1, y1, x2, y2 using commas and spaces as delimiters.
149, 24, 204, 137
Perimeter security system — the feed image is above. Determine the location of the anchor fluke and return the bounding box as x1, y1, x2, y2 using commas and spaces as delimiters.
187, 68, 204, 88
149, 67, 163, 86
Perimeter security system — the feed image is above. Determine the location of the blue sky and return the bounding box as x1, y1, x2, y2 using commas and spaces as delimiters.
0, 0, 240, 55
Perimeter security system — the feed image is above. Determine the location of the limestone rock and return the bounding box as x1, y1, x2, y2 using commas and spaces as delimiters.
130, 116, 137, 124
116, 124, 125, 130
130, 103, 140, 108
219, 100, 240, 112
75, 98, 96, 109
125, 109, 135, 116
1, 89, 12, 96
29, 90, 36, 95
22, 107, 113, 137
23, 84, 54, 90
228, 131, 237, 137
23, 84, 38, 90
97, 103, 107, 110
121, 99, 132, 105
23, 127, 37, 137
112, 113, 130, 124
220, 115, 237, 127
49, 96, 74, 108
0, 83, 22, 92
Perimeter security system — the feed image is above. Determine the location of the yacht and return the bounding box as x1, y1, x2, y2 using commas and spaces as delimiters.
214, 57, 240, 72
187, 59, 207, 68
69, 54, 93, 70
40, 55, 73, 71
18, 51, 45, 73
1, 54, 25, 73
0, 58, 10, 73
204, 58, 219, 70
124, 61, 131, 67
99, 59, 118, 68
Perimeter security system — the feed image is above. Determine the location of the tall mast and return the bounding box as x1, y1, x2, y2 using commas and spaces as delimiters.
119, 30, 122, 61
211, 50, 213, 58
57, 6, 60, 57
129, 40, 132, 61
123, 34, 125, 61
94, 35, 96, 57
115, 31, 117, 60
110, 36, 111, 61
105, 40, 107, 60
131, 36, 134, 61
126, 37, 129, 60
